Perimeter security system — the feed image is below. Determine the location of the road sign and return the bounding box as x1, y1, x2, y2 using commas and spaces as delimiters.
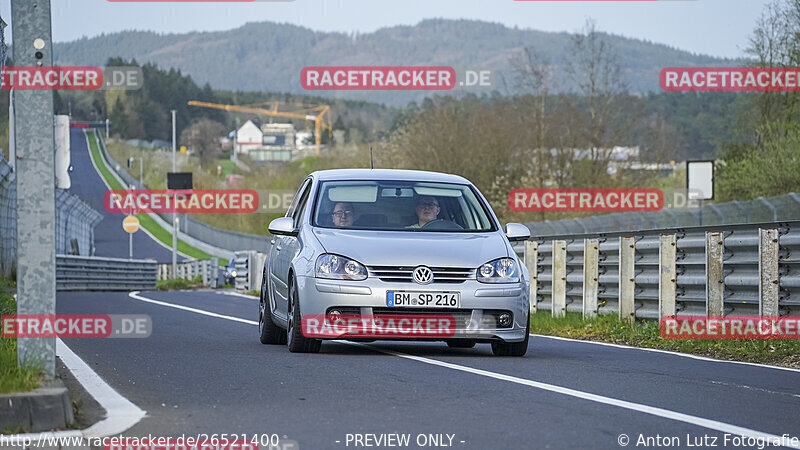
123, 215, 140, 233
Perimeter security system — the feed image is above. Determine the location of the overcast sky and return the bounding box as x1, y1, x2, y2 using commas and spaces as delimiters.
0, 0, 773, 59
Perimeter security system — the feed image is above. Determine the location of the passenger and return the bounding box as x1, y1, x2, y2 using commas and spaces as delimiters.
407, 196, 440, 228
331, 202, 355, 227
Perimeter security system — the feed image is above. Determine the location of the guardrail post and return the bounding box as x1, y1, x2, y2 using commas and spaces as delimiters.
706, 231, 724, 316
759, 228, 780, 316
583, 239, 599, 319
659, 234, 677, 319
211, 257, 219, 288
201, 260, 209, 286
525, 241, 538, 314
552, 240, 567, 318
619, 236, 636, 324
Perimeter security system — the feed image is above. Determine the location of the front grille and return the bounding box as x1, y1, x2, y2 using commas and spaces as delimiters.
368, 266, 473, 284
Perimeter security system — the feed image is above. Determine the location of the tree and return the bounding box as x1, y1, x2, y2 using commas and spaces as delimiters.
108, 97, 129, 138
180, 119, 226, 169
746, 0, 800, 139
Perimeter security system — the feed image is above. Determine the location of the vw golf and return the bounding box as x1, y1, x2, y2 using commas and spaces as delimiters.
259, 169, 531, 355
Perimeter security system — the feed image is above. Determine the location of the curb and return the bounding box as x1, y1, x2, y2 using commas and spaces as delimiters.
0, 380, 74, 433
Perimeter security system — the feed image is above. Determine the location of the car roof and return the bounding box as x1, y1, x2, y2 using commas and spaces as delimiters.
310, 169, 471, 184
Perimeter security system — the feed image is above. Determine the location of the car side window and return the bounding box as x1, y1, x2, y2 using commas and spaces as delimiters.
285, 179, 312, 219
291, 182, 313, 228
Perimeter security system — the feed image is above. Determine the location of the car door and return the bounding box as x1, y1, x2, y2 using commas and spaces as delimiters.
270, 178, 312, 320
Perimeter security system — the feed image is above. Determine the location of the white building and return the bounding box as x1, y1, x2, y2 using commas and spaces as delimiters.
233, 120, 297, 162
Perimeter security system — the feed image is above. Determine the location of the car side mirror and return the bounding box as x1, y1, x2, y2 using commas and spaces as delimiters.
268, 217, 298, 237
504, 223, 531, 241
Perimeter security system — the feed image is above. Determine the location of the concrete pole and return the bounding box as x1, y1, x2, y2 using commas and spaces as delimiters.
171, 110, 177, 276
12, 0, 57, 378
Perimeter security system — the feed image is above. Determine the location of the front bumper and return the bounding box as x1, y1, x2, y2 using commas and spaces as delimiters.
295, 275, 529, 342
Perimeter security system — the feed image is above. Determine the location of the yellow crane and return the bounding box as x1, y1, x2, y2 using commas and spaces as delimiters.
188, 100, 332, 156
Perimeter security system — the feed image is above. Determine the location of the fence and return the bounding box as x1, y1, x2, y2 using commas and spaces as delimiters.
0, 153, 103, 278
56, 254, 157, 291
519, 220, 800, 322
157, 257, 220, 288
94, 131, 268, 253
526, 193, 800, 237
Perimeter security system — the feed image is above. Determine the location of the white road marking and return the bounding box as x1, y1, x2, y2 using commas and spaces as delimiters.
3, 339, 146, 442
129, 291, 258, 325
353, 343, 800, 449
533, 334, 800, 374
129, 291, 800, 449
57, 338, 147, 437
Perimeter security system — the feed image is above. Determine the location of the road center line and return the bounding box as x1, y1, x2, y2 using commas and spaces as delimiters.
128, 291, 800, 449
129, 291, 257, 325
351, 343, 800, 449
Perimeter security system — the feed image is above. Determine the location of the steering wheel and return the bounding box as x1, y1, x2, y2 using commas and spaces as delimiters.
421, 219, 464, 230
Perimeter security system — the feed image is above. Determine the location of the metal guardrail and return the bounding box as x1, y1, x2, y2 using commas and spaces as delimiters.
234, 251, 266, 292
515, 220, 800, 320
56, 254, 157, 291
525, 193, 800, 236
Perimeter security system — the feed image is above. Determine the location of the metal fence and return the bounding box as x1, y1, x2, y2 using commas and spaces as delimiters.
0, 153, 103, 278
157, 257, 220, 288
56, 254, 157, 291
526, 193, 800, 236
518, 220, 800, 320
94, 131, 267, 253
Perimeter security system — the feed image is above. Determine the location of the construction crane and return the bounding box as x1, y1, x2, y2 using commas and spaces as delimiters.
188, 100, 332, 156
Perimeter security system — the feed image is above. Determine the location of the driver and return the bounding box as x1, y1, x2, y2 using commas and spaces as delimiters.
331, 202, 355, 227
407, 196, 440, 228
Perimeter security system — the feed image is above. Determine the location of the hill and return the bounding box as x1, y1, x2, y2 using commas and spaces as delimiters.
54, 19, 736, 106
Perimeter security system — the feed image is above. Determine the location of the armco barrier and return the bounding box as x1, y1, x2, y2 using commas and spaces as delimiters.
56, 255, 157, 291
234, 250, 266, 292
518, 220, 800, 321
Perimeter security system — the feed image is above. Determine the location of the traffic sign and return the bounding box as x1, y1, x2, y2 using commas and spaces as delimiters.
123, 215, 140, 233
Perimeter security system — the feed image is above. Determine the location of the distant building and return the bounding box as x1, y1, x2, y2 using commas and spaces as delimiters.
233, 120, 296, 162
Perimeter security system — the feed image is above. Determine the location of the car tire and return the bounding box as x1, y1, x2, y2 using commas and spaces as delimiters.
446, 339, 476, 349
491, 316, 529, 357
259, 271, 286, 345
286, 277, 321, 353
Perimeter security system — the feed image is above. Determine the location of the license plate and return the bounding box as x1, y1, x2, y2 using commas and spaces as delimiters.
386, 291, 460, 308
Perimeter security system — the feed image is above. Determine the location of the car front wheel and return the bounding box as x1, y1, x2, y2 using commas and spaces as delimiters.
491, 316, 529, 357
259, 272, 286, 345
286, 278, 321, 353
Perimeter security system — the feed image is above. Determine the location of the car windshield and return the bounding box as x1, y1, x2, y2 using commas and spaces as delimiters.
313, 180, 495, 232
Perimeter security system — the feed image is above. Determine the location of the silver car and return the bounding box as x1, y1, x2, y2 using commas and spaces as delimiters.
259, 169, 531, 356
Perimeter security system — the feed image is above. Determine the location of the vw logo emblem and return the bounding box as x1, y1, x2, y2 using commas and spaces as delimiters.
412, 266, 434, 285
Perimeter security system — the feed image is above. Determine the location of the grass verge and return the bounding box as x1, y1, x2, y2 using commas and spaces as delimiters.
85, 131, 214, 261
532, 311, 800, 369
156, 276, 206, 291
0, 278, 42, 394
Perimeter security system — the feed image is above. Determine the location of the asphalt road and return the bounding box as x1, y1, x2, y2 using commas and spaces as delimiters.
67, 129, 179, 263
57, 289, 800, 450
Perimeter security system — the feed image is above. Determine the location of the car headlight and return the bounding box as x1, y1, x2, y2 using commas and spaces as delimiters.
230, 270, 237, 278
315, 254, 368, 281
477, 258, 520, 283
